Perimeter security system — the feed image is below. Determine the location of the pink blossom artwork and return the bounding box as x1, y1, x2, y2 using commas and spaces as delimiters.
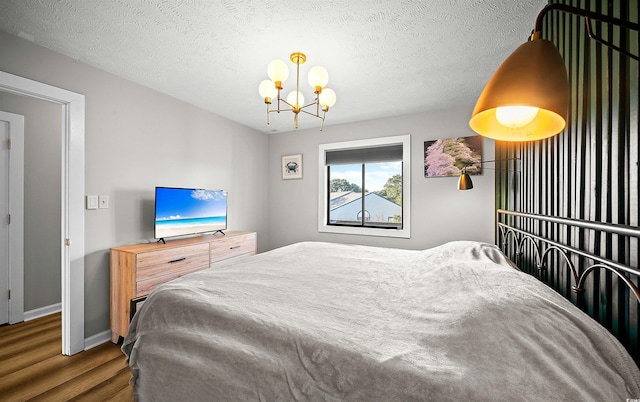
424, 136, 482, 177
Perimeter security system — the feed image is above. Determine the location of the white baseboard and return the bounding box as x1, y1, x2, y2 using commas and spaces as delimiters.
84, 329, 113, 350
23, 304, 114, 351
23, 303, 61, 321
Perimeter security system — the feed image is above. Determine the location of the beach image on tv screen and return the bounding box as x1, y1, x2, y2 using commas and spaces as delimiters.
155, 188, 227, 238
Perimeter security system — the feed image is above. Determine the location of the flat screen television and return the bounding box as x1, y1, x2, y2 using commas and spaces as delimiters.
154, 187, 227, 240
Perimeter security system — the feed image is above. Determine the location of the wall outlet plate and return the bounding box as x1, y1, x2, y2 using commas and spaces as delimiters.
99, 195, 109, 209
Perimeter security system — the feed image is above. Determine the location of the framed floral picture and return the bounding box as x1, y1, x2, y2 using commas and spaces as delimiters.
282, 154, 303, 179
424, 136, 483, 177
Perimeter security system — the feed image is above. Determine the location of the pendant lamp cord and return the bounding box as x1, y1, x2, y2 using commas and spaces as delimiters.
532, 3, 639, 61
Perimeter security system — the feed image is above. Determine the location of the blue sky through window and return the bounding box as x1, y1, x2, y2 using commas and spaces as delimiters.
330, 162, 401, 192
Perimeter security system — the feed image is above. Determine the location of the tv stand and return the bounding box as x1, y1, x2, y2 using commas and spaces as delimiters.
110, 231, 256, 343
212, 230, 225, 236
157, 238, 166, 244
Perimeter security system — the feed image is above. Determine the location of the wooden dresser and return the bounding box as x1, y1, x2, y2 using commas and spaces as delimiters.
110, 231, 256, 342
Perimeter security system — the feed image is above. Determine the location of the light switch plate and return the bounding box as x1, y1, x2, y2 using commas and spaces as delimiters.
99, 195, 109, 209
86, 195, 98, 210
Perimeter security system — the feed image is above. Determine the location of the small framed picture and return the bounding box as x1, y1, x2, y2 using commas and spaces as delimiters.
282, 154, 303, 180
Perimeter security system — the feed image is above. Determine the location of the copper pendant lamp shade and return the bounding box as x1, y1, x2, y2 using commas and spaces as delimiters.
469, 38, 569, 142
458, 172, 473, 190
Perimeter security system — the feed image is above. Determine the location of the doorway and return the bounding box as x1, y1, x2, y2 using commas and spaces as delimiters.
0, 71, 85, 355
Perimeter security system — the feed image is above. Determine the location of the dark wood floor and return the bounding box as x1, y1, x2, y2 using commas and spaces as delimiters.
0, 313, 133, 401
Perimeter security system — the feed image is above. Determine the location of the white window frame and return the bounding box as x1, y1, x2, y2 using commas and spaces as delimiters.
318, 134, 411, 238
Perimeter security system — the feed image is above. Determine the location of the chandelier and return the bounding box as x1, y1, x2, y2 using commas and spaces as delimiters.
258, 52, 336, 131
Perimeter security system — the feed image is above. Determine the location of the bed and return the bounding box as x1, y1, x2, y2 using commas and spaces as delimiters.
122, 236, 640, 401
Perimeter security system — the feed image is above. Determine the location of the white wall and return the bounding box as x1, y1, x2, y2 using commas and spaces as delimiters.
0, 31, 270, 337
268, 105, 496, 250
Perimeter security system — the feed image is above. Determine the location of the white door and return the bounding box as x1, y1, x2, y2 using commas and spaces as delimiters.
0, 110, 24, 325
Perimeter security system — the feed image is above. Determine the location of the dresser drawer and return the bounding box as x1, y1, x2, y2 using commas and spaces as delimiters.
136, 243, 210, 281
136, 264, 208, 296
210, 233, 256, 263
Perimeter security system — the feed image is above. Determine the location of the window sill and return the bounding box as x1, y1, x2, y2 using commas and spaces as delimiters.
318, 223, 410, 238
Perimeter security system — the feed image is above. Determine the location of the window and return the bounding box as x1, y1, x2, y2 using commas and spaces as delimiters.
318, 135, 410, 238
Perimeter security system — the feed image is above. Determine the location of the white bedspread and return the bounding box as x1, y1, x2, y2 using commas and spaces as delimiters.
122, 241, 640, 401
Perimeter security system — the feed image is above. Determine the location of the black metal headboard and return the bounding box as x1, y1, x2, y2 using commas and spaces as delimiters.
496, 209, 640, 364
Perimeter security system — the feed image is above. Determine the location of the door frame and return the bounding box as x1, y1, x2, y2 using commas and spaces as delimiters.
0, 71, 85, 355
0, 110, 24, 324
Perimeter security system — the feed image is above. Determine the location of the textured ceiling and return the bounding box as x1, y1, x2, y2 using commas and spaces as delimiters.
0, 0, 548, 133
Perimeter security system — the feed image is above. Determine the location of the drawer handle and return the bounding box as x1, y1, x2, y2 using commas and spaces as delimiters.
168, 257, 186, 263
230, 246, 241, 250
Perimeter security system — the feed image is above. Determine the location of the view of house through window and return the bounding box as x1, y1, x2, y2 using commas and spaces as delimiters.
328, 162, 402, 228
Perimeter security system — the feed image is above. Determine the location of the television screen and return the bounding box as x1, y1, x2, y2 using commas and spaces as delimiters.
154, 187, 227, 239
